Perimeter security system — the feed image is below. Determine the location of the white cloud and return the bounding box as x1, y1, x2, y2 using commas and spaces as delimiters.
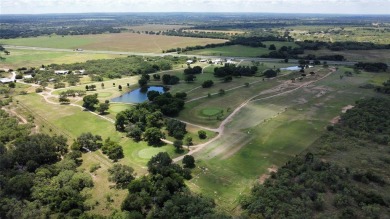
1, 0, 390, 14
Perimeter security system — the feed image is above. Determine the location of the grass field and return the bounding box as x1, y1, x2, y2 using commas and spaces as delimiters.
0, 49, 122, 69
303, 49, 390, 63
186, 41, 298, 57
187, 68, 389, 214
285, 26, 390, 44
0, 33, 227, 53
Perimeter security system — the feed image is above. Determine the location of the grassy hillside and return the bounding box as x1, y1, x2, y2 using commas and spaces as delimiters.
241, 97, 390, 218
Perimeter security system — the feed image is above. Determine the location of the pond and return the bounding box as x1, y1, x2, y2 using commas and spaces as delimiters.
111, 86, 165, 103
280, 66, 302, 71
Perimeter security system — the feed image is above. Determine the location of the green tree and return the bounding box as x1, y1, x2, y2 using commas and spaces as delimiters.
173, 140, 183, 152
97, 102, 109, 115
184, 136, 193, 146
269, 44, 276, 50
198, 130, 207, 139
59, 95, 70, 104
166, 119, 187, 139
82, 94, 99, 110
108, 164, 135, 189
182, 155, 195, 168
144, 127, 165, 146
202, 80, 214, 88
115, 111, 127, 131
102, 138, 124, 161
147, 90, 161, 101
75, 132, 102, 151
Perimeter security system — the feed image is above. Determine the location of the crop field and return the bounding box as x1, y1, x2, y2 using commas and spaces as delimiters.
187, 68, 389, 213
0, 49, 122, 69
0, 33, 227, 53
186, 41, 298, 57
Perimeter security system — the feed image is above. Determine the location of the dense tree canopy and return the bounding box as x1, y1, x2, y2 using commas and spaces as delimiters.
121, 152, 226, 218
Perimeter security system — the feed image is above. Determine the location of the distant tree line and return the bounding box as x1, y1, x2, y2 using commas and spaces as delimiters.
214, 64, 258, 78
375, 79, 390, 94
297, 40, 390, 51
0, 26, 123, 39
165, 36, 286, 53
50, 56, 183, 79
354, 62, 388, 72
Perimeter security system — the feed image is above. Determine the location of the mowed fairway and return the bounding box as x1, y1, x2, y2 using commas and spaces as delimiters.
186, 68, 389, 214
0, 33, 227, 53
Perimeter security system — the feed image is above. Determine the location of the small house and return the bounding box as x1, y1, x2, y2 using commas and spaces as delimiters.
54, 70, 69, 75
0, 78, 14, 83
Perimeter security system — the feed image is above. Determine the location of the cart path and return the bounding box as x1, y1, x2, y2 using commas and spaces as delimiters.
173, 67, 336, 162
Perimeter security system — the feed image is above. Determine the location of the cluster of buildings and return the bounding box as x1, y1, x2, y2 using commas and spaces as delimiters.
187, 58, 237, 65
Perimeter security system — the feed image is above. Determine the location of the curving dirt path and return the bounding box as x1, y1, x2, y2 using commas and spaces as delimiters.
15, 67, 335, 164
173, 67, 336, 162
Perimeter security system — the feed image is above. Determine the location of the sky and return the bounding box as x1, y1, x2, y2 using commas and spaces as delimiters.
1, 0, 390, 15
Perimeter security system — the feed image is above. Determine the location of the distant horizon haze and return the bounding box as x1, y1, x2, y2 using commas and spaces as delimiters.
1, 0, 389, 15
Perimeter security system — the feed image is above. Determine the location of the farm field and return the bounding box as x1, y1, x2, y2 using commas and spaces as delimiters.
0, 33, 227, 53
187, 68, 389, 213
0, 49, 122, 69
186, 41, 298, 57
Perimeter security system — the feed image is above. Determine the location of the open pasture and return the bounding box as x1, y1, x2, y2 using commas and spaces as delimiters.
0, 33, 227, 53
187, 68, 389, 214
286, 26, 390, 44
0, 49, 122, 69
303, 49, 390, 63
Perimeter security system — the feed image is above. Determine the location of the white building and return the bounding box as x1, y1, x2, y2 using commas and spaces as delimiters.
54, 70, 69, 75
0, 78, 14, 83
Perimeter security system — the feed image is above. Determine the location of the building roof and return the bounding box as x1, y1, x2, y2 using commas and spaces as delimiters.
0, 78, 14, 83
54, 70, 69, 74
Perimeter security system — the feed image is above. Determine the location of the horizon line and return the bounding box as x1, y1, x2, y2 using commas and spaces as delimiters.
1, 11, 390, 16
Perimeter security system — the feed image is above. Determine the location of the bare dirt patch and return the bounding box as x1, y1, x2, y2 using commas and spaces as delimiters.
342, 105, 354, 113
259, 165, 278, 184
330, 116, 341, 124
